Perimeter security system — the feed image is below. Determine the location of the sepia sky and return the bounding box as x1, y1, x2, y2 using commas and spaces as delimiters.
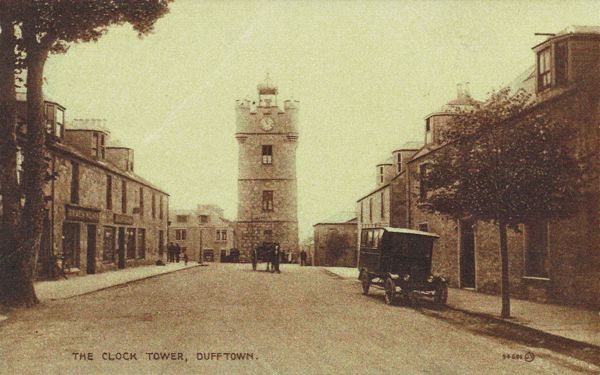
44, 0, 599, 240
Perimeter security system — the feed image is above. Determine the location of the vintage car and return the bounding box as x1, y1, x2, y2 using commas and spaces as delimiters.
358, 227, 448, 306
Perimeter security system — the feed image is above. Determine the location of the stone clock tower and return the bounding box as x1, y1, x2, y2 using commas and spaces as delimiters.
235, 77, 299, 261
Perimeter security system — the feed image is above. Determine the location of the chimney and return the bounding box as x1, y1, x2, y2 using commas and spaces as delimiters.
464, 82, 471, 98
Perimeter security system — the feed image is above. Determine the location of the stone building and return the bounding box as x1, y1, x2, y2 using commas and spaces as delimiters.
168, 205, 235, 263
357, 26, 600, 308
9, 94, 169, 278
313, 212, 358, 267
235, 77, 299, 261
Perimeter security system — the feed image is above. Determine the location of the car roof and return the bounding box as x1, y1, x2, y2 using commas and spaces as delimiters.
366, 226, 440, 238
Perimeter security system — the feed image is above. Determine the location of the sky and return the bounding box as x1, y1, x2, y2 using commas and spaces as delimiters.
43, 0, 600, 240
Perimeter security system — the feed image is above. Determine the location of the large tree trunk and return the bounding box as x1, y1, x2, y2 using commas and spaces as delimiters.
0, 11, 26, 307
499, 220, 510, 318
8, 44, 50, 308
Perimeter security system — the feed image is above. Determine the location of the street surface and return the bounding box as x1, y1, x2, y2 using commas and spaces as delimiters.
0, 264, 597, 374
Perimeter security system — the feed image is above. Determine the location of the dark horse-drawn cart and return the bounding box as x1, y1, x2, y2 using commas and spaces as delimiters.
251, 242, 275, 271
358, 227, 448, 306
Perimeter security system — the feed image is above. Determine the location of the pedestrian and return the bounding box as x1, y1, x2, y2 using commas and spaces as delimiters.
167, 242, 175, 263
182, 250, 188, 265
175, 243, 181, 263
273, 243, 281, 273
300, 249, 307, 266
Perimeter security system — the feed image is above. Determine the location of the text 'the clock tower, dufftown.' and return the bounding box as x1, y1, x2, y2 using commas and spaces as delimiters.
235, 77, 299, 261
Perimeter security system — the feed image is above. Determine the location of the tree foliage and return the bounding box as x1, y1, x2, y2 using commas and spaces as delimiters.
422, 87, 587, 225
325, 231, 351, 266
0, 0, 172, 308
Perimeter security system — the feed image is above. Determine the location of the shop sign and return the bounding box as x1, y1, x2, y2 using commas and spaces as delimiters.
114, 213, 134, 225
65, 205, 100, 223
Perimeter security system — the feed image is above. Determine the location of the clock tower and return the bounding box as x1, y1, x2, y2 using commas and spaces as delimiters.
235, 77, 299, 261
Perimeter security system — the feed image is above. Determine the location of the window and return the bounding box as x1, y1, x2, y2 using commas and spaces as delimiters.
16, 147, 23, 185
555, 41, 568, 85
55, 108, 64, 138
137, 228, 146, 259
425, 118, 433, 144
199, 215, 209, 223
524, 222, 549, 278
176, 229, 187, 241
419, 163, 428, 200
139, 187, 144, 216
418, 223, 429, 232
92, 133, 99, 157
159, 196, 163, 219
380, 191, 385, 220
71, 162, 79, 204
100, 134, 106, 159
360, 201, 364, 222
216, 230, 221, 240
106, 175, 112, 210
396, 153, 402, 173
222, 230, 227, 240
538, 48, 552, 91
379, 166, 384, 183
121, 180, 127, 214
262, 190, 274, 211
369, 197, 373, 222
262, 145, 273, 164
176, 215, 188, 223
44, 103, 54, 135
152, 193, 156, 218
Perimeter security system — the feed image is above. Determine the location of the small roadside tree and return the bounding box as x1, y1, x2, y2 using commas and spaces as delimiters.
421, 88, 588, 318
0, 0, 172, 308
325, 231, 351, 267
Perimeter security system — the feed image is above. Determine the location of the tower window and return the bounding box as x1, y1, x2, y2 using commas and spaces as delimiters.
262, 145, 273, 164
396, 153, 402, 173
379, 166, 384, 183
538, 47, 552, 91
262, 190, 274, 211
425, 118, 433, 144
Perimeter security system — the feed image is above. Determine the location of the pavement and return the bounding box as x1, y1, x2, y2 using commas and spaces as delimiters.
323, 266, 600, 349
35, 261, 201, 300
2, 263, 596, 374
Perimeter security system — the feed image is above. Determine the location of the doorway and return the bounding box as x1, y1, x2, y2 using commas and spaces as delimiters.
62, 223, 80, 268
118, 227, 125, 269
459, 219, 476, 288
86, 225, 97, 274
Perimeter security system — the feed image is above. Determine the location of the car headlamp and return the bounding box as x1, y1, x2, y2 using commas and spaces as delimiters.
403, 274, 410, 281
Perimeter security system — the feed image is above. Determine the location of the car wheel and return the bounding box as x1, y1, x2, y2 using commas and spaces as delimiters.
434, 282, 448, 306
360, 270, 371, 295
384, 278, 398, 305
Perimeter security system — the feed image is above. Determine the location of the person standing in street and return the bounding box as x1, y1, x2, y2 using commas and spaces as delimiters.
175, 243, 181, 263
167, 242, 175, 263
273, 243, 281, 273
300, 249, 307, 266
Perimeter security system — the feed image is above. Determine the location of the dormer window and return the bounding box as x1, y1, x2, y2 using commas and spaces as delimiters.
44, 103, 64, 139
537, 48, 552, 91
396, 153, 402, 173
425, 118, 433, 144
555, 41, 568, 85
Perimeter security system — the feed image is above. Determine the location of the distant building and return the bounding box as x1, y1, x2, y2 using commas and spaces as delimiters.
168, 205, 235, 263
313, 212, 358, 267
7, 93, 169, 278
235, 76, 300, 260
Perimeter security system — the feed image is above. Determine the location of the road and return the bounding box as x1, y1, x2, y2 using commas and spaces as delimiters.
0, 264, 596, 374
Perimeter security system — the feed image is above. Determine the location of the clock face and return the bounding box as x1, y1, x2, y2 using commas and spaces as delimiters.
260, 117, 274, 131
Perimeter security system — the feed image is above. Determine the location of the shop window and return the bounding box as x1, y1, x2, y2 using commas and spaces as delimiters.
103, 226, 116, 262
126, 228, 136, 259
137, 229, 146, 259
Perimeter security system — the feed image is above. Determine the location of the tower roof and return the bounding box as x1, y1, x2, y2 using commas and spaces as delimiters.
257, 73, 278, 95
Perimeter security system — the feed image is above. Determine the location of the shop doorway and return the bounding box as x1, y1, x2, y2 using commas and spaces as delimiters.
86, 225, 97, 274
460, 219, 476, 288
118, 227, 126, 269
62, 223, 80, 269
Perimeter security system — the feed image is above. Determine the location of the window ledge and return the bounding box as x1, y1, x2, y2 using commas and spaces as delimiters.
522, 276, 550, 282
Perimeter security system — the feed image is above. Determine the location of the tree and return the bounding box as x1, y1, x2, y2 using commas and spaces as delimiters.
421, 87, 588, 318
325, 231, 351, 267
0, 0, 172, 308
